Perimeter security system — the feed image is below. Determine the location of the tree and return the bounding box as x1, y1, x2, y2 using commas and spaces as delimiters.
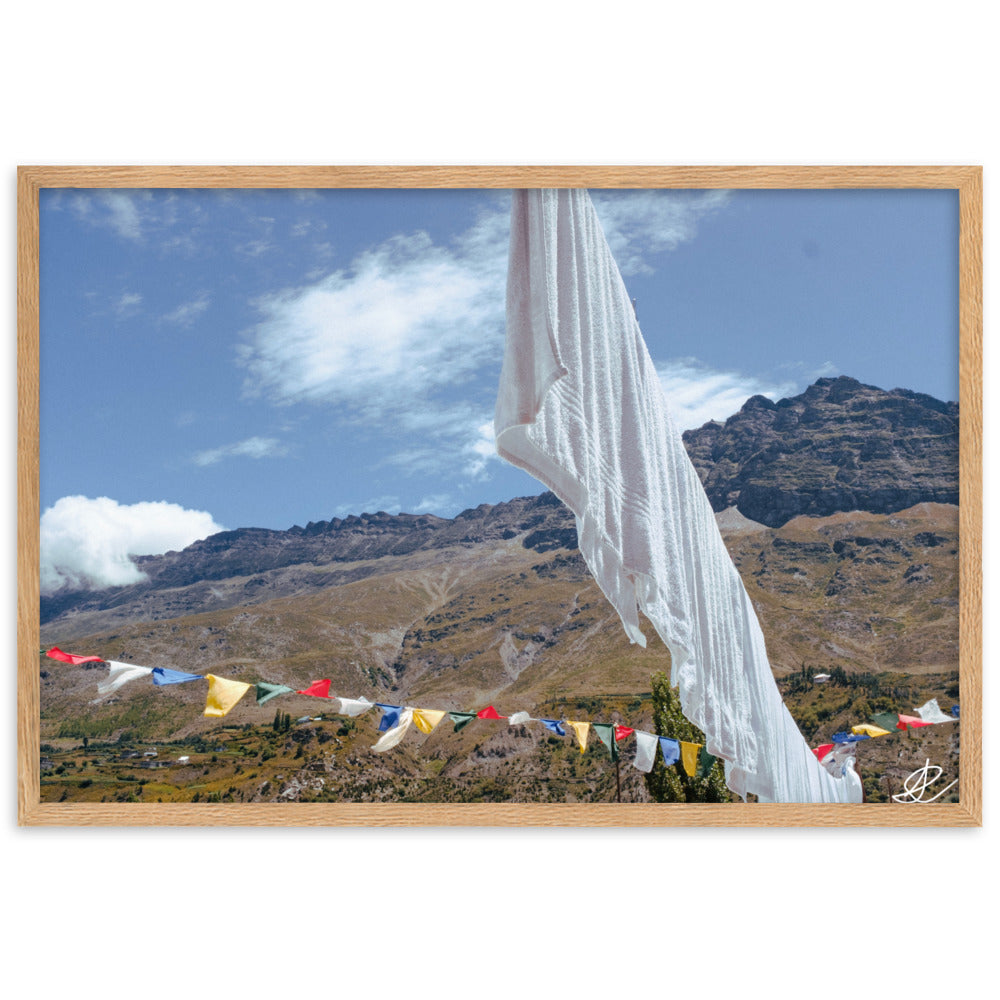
644, 671, 732, 803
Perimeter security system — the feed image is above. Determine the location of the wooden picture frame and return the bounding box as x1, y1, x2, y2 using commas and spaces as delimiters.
17, 165, 982, 827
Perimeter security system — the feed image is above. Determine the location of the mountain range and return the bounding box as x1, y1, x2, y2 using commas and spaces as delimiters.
37, 375, 961, 803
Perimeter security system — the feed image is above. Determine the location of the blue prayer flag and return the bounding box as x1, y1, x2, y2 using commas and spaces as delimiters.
376, 703, 404, 732
952, 705, 960, 718
152, 666, 204, 685
658, 737, 680, 766
831, 732, 870, 744
539, 719, 566, 736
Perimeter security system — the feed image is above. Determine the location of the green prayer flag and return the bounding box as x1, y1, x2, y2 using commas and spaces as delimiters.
592, 723, 619, 761
449, 712, 477, 732
870, 711, 901, 733
256, 682, 294, 704
697, 747, 716, 779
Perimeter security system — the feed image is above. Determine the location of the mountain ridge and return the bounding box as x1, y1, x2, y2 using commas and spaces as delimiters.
682, 375, 958, 526
41, 375, 958, 639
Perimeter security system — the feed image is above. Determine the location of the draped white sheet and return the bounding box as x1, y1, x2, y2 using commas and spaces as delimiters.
495, 189, 861, 803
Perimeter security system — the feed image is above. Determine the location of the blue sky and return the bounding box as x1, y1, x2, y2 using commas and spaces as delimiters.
38, 186, 958, 593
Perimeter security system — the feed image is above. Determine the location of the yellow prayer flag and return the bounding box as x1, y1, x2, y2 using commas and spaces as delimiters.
680, 740, 702, 777
851, 723, 892, 738
412, 708, 447, 734
566, 720, 590, 753
204, 674, 252, 717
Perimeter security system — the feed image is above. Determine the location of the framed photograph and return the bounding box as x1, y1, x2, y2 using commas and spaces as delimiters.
17, 165, 982, 827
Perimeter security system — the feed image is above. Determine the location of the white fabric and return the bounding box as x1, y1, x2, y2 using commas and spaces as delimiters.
508, 711, 533, 725
96, 660, 153, 695
914, 699, 956, 724
371, 708, 413, 752
496, 189, 861, 804
632, 731, 659, 773
330, 696, 375, 717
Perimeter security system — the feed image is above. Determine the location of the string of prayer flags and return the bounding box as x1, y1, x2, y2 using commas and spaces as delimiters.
256, 682, 294, 704
412, 708, 447, 734
296, 679, 331, 699
47, 646, 103, 665
204, 674, 252, 717
371, 708, 413, 752
680, 741, 702, 777
329, 696, 374, 717
448, 712, 477, 732
632, 731, 702, 774
566, 720, 590, 753
633, 731, 658, 772
51, 639, 964, 784
477, 706, 507, 720
851, 723, 892, 738
97, 661, 152, 695
592, 723, 619, 760
152, 666, 204, 685
376, 704, 405, 732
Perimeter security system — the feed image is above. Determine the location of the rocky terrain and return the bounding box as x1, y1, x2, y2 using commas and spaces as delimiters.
683, 376, 958, 526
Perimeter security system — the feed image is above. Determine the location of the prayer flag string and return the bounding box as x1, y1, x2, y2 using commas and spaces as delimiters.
43, 648, 960, 775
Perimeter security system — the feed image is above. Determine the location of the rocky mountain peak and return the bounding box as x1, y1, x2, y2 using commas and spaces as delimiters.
682, 376, 957, 527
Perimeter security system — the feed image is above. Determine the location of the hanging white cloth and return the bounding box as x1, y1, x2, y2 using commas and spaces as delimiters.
495, 188, 861, 804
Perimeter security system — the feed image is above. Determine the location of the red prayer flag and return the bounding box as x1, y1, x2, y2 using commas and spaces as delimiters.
614, 725, 634, 742
477, 706, 507, 719
46, 646, 103, 665
296, 679, 332, 698
812, 743, 834, 761
897, 714, 932, 730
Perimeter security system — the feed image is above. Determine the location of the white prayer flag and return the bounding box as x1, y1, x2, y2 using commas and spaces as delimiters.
97, 660, 153, 695
632, 731, 659, 773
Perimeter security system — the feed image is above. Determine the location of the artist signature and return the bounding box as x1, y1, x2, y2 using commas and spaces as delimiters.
892, 759, 958, 804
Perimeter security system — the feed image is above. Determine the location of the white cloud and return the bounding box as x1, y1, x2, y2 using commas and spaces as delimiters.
237, 238, 274, 258
656, 358, 839, 430
113, 291, 143, 318
591, 190, 732, 275
241, 229, 504, 416
72, 191, 150, 241
239, 191, 731, 483
40, 496, 224, 595
412, 494, 455, 515
463, 419, 501, 478
193, 436, 288, 467
162, 292, 211, 326
329, 496, 402, 519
